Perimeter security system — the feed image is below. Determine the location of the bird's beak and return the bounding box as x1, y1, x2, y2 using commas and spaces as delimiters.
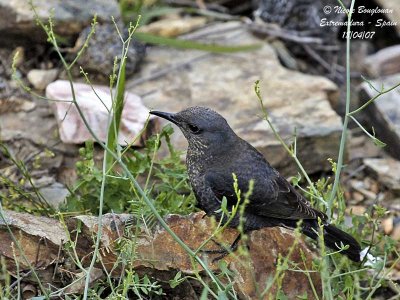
150, 110, 179, 125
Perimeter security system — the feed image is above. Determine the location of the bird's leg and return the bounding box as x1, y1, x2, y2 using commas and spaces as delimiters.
201, 234, 242, 262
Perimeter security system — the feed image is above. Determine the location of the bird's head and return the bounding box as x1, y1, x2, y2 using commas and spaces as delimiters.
150, 106, 236, 153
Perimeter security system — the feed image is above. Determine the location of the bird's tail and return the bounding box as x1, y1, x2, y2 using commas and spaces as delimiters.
302, 222, 361, 262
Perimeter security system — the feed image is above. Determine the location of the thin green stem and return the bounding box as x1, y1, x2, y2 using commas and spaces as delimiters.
365, 255, 400, 300
0, 205, 49, 298
349, 81, 400, 116
82, 135, 109, 298
329, 267, 370, 279
255, 81, 326, 206
328, 0, 356, 217
349, 115, 386, 147
300, 251, 320, 300
68, 16, 98, 69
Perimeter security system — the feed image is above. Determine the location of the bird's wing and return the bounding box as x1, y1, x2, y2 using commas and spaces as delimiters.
205, 169, 327, 221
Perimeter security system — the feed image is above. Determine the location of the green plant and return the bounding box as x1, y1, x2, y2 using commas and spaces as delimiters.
64, 125, 196, 217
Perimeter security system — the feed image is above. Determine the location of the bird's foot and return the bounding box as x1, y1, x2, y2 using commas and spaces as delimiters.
202, 249, 231, 262
200, 234, 241, 263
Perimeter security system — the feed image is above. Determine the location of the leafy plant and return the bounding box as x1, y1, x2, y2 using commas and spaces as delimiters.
64, 124, 196, 217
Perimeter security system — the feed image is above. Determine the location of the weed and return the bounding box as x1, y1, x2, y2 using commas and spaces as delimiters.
64, 125, 196, 218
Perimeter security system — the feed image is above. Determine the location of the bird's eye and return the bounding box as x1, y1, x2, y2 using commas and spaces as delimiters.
188, 123, 202, 134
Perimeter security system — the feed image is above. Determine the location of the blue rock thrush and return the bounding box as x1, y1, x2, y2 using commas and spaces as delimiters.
150, 106, 361, 262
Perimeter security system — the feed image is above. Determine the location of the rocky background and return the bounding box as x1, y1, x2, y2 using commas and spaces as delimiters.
0, 0, 400, 299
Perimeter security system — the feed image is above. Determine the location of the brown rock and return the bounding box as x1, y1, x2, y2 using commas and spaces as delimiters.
382, 217, 394, 234
1, 210, 321, 298
352, 191, 365, 203
66, 213, 130, 268
392, 222, 400, 240
349, 179, 378, 200
346, 205, 366, 216
0, 97, 36, 114
108, 212, 321, 299
0, 210, 67, 273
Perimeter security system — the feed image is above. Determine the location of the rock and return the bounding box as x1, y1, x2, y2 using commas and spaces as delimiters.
347, 131, 383, 161
363, 45, 400, 77
392, 217, 400, 240
1, 210, 321, 298
364, 157, 400, 192
359, 74, 400, 160
382, 217, 394, 234
46, 80, 153, 146
346, 205, 366, 216
67, 212, 321, 299
375, 0, 400, 34
0, 210, 67, 273
138, 16, 207, 37
27, 69, 58, 90
21, 284, 37, 299
382, 216, 400, 240
0, 0, 120, 46
11, 46, 25, 68
0, 100, 58, 144
0, 97, 36, 114
0, 94, 74, 213
29, 175, 55, 188
128, 22, 342, 175
349, 179, 378, 200
352, 191, 365, 203
64, 267, 104, 295
39, 182, 70, 209
75, 23, 146, 79
0, 97, 72, 196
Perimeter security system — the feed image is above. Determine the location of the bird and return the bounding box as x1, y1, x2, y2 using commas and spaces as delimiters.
150, 106, 361, 262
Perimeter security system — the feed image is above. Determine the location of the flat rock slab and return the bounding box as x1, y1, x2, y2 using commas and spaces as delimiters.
1, 210, 321, 298
0, 210, 67, 273
359, 74, 400, 160
129, 212, 321, 299
128, 22, 342, 175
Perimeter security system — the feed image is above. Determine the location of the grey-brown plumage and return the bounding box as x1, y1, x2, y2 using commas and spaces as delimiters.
150, 106, 361, 262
